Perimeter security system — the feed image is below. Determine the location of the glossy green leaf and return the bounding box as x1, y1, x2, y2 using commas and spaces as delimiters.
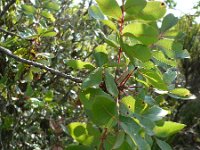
169, 88, 191, 97
67, 122, 100, 146
105, 69, 119, 97
161, 13, 178, 33
142, 106, 168, 121
123, 44, 151, 62
79, 88, 107, 110
123, 23, 159, 45
101, 20, 117, 31
24, 71, 33, 82
120, 96, 136, 116
174, 49, 190, 59
140, 69, 167, 90
42, 31, 57, 37
95, 0, 122, 19
112, 131, 125, 149
82, 68, 102, 89
138, 1, 167, 20
154, 121, 186, 138
93, 45, 108, 67
22, 4, 36, 15
99, 32, 119, 48
66, 60, 95, 70
152, 50, 177, 67
91, 95, 118, 126
44, 90, 53, 102
45, 2, 60, 11
88, 5, 106, 20
41, 10, 55, 22
156, 138, 173, 150
135, 115, 155, 135
120, 116, 141, 134
120, 116, 151, 150
125, 0, 146, 15
156, 38, 183, 58
163, 68, 177, 84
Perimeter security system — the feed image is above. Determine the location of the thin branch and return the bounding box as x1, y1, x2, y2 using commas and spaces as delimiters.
0, 28, 21, 38
0, 46, 83, 83
0, 0, 16, 18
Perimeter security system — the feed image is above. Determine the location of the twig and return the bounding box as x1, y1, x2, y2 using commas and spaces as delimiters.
0, 46, 83, 83
0, 28, 21, 38
99, 128, 108, 150
0, 0, 16, 18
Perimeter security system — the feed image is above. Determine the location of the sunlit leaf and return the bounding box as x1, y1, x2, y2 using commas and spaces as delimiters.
22, 4, 36, 15
123, 23, 159, 45
125, 0, 146, 15
67, 122, 100, 146
154, 121, 186, 138
95, 0, 122, 19
138, 1, 167, 20
88, 5, 106, 20
66, 60, 95, 70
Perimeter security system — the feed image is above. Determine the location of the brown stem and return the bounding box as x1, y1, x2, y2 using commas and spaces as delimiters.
0, 46, 82, 83
117, 0, 125, 64
99, 128, 108, 150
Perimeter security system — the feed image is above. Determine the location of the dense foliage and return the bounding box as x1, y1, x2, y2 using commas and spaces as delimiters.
0, 0, 194, 149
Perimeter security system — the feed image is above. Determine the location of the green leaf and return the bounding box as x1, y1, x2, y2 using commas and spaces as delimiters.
88, 5, 106, 20
105, 69, 119, 97
22, 4, 36, 15
91, 95, 118, 127
67, 122, 100, 146
138, 1, 167, 21
174, 49, 190, 59
82, 68, 102, 89
101, 20, 118, 31
120, 116, 141, 135
24, 71, 33, 82
93, 45, 108, 67
120, 96, 136, 116
142, 106, 168, 121
154, 121, 186, 138
112, 131, 125, 149
123, 44, 151, 62
44, 90, 54, 102
161, 13, 178, 33
169, 88, 191, 97
42, 31, 57, 37
79, 88, 107, 110
66, 60, 95, 70
156, 38, 183, 58
120, 116, 151, 150
41, 10, 55, 22
123, 23, 159, 45
45, 2, 60, 11
163, 68, 177, 84
125, 0, 146, 15
95, 0, 122, 19
140, 69, 167, 90
156, 138, 173, 150
152, 50, 177, 67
